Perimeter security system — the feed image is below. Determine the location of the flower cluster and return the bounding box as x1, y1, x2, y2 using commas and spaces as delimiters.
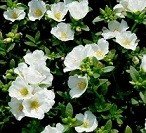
41, 110, 98, 133
3, 0, 89, 42
102, 19, 138, 50
64, 38, 109, 98
1, 0, 146, 132
8, 50, 55, 120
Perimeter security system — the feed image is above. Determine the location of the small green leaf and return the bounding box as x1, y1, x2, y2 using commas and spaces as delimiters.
26, 35, 35, 43
24, 41, 36, 47
131, 98, 139, 105
72, 119, 83, 127
129, 66, 139, 82
81, 25, 90, 31
0, 5, 7, 10
139, 92, 146, 104
65, 103, 73, 117
11, 24, 18, 33
104, 120, 112, 131
9, 59, 15, 68
102, 66, 115, 73
92, 16, 104, 24
35, 31, 40, 41
6, 43, 15, 52
125, 125, 132, 133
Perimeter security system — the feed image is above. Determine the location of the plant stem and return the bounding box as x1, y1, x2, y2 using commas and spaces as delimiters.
131, 22, 137, 33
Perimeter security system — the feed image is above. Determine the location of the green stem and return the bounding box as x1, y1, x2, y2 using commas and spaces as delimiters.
131, 22, 137, 33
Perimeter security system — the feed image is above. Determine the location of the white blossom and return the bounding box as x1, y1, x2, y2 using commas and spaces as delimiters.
28, 0, 46, 21
3, 7, 26, 22
8, 98, 25, 121
113, 0, 128, 18
8, 77, 33, 100
115, 31, 138, 50
47, 2, 68, 22
64, 45, 86, 72
24, 50, 48, 67
102, 20, 129, 39
140, 55, 146, 72
41, 123, 64, 133
85, 38, 109, 60
67, 0, 89, 20
51, 22, 74, 41
127, 0, 146, 12
75, 111, 98, 132
22, 88, 55, 119
68, 75, 88, 98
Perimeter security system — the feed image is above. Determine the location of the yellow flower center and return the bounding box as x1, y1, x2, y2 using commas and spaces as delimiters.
123, 39, 131, 45
18, 104, 23, 112
30, 100, 40, 110
61, 32, 68, 39
82, 121, 89, 128
12, 12, 18, 19
20, 88, 29, 96
78, 81, 86, 89
34, 9, 43, 17
54, 12, 61, 20
96, 50, 104, 57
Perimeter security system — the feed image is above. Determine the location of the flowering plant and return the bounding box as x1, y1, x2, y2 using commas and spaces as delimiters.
1, 0, 146, 133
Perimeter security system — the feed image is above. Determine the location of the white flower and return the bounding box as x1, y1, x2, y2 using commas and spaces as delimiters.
115, 31, 138, 50
8, 98, 25, 121
140, 55, 146, 72
127, 0, 146, 12
14, 63, 53, 87
24, 50, 48, 67
102, 20, 129, 39
113, 3, 127, 18
28, 0, 46, 21
114, 0, 146, 13
41, 123, 64, 133
64, 45, 86, 72
22, 88, 55, 119
23, 50, 47, 66
85, 38, 109, 60
51, 22, 74, 41
68, 0, 89, 20
75, 111, 98, 132
68, 75, 88, 98
8, 77, 33, 100
47, 2, 68, 22
3, 7, 26, 22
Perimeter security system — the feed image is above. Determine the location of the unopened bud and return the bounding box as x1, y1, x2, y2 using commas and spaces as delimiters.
3, 38, 13, 43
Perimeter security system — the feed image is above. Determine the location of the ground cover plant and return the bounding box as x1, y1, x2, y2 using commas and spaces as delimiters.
1, 0, 146, 132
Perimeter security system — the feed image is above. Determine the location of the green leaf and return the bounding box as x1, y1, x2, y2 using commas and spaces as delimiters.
131, 98, 139, 105
125, 125, 132, 133
26, 35, 35, 43
6, 43, 15, 52
92, 16, 104, 24
139, 92, 146, 104
35, 31, 40, 41
102, 66, 115, 73
129, 66, 139, 82
104, 120, 112, 131
81, 25, 90, 31
72, 119, 83, 127
0, 60, 6, 65
9, 59, 15, 68
24, 41, 36, 47
0, 5, 7, 10
65, 103, 73, 117
11, 24, 18, 33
